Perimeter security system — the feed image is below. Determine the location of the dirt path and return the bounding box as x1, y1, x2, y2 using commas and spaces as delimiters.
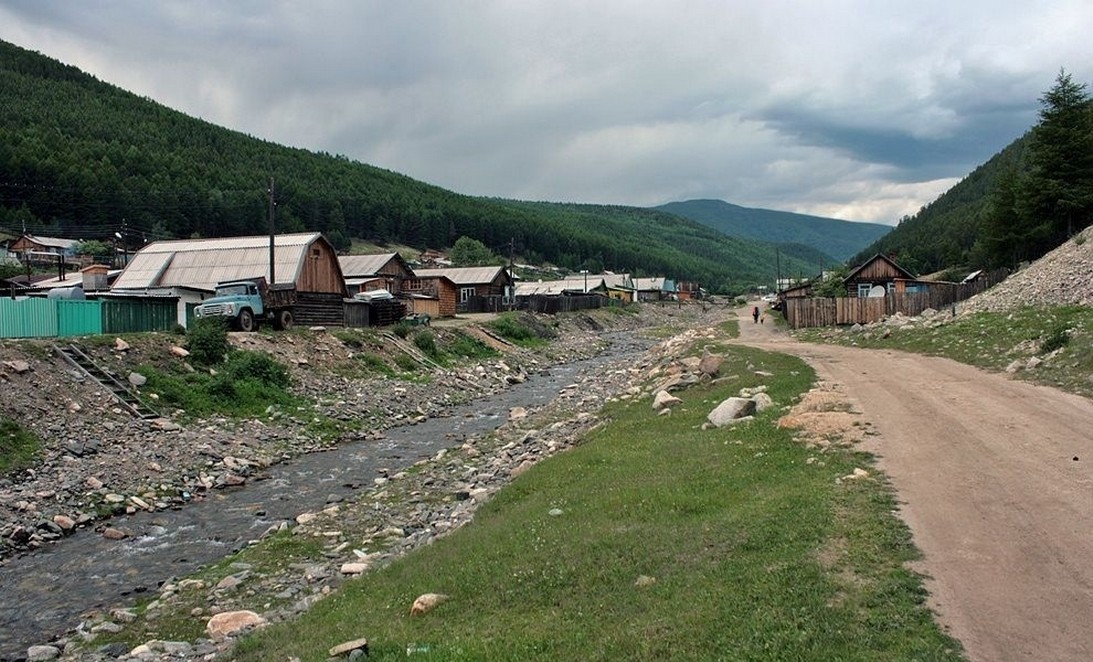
735, 305, 1093, 662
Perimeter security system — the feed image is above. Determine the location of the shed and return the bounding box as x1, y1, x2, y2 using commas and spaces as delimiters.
111, 232, 347, 326
338, 253, 414, 295
401, 275, 458, 318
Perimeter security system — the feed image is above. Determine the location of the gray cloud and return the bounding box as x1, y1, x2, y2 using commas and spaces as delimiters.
1, 0, 1090, 224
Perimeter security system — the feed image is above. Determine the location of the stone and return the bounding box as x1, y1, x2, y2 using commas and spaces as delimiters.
205, 610, 266, 641
329, 637, 369, 657
128, 372, 147, 387
170, 346, 190, 358
509, 406, 528, 421
102, 527, 129, 540
1026, 356, 1043, 370
409, 593, 448, 616
340, 562, 368, 574
706, 397, 757, 428
26, 645, 60, 661
652, 390, 682, 411
635, 575, 657, 587
114, 338, 131, 351
52, 514, 76, 531
698, 351, 723, 377
4, 360, 31, 374
86, 476, 104, 490
751, 392, 775, 412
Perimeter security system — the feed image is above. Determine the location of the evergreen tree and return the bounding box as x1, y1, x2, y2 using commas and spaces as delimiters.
1021, 70, 1093, 253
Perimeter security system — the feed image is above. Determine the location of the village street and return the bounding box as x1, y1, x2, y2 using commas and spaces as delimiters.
735, 306, 1093, 662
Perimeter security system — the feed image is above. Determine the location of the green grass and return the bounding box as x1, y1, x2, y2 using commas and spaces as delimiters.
137, 349, 301, 419
0, 416, 40, 475
794, 305, 1093, 398
231, 345, 961, 661
486, 313, 550, 348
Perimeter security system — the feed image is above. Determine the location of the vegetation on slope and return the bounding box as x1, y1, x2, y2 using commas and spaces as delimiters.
0, 40, 815, 294
657, 198, 891, 261
852, 70, 1093, 275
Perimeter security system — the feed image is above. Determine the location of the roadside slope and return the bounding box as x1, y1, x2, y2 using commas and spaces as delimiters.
736, 307, 1093, 662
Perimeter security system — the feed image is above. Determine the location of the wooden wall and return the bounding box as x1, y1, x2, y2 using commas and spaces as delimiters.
297, 237, 349, 297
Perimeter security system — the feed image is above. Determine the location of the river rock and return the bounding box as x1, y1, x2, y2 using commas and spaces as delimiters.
652, 390, 682, 411
26, 645, 60, 661
4, 360, 31, 374
329, 637, 369, 657
707, 397, 756, 427
52, 514, 75, 531
206, 610, 266, 640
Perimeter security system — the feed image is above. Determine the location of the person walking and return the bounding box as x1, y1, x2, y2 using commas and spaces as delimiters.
752, 305, 760, 323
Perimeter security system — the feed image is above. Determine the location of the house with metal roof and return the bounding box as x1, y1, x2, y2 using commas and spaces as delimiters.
338, 252, 414, 295
633, 277, 678, 301
413, 266, 514, 313
111, 232, 347, 326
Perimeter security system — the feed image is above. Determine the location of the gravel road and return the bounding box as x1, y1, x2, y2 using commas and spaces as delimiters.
737, 306, 1093, 662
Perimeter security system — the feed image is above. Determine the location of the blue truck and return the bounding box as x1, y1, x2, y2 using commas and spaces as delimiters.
193, 277, 297, 331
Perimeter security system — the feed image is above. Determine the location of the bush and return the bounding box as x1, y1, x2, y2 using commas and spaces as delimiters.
394, 353, 418, 372
391, 322, 412, 339
1041, 326, 1071, 353
187, 317, 230, 365
224, 350, 291, 388
447, 331, 497, 360
412, 330, 439, 358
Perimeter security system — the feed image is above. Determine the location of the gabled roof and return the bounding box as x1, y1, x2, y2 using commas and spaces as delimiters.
633, 277, 677, 292
111, 232, 325, 292
15, 234, 79, 250
514, 277, 607, 296
842, 254, 916, 283
413, 266, 510, 286
338, 253, 409, 277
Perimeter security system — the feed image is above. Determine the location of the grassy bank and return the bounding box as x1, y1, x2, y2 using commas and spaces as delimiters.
231, 343, 961, 660
0, 416, 40, 475
794, 305, 1093, 398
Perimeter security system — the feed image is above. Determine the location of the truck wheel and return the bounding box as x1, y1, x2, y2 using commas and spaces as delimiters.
273, 309, 294, 330
237, 309, 255, 332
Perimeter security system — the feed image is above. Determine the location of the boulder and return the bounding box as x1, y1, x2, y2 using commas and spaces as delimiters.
698, 351, 723, 377
706, 397, 756, 428
206, 610, 265, 641
652, 390, 682, 411
26, 645, 60, 661
751, 392, 775, 412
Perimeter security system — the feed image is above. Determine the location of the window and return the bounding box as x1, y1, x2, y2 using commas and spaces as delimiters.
460, 287, 475, 303
857, 283, 873, 297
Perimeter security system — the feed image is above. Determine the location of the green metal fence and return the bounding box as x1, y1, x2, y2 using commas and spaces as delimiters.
0, 297, 178, 339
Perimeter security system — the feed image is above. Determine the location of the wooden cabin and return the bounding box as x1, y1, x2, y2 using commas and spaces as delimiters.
413, 266, 514, 313
843, 254, 931, 299
339, 252, 414, 295
402, 275, 458, 318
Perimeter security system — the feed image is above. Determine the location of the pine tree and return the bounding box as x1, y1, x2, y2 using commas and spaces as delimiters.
1021, 70, 1093, 254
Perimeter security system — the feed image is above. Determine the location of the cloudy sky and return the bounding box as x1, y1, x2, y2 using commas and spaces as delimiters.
2, 1, 1090, 224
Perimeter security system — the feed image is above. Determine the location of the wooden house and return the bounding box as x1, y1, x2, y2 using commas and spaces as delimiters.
111, 232, 347, 327
843, 254, 933, 297
633, 277, 677, 302
338, 253, 414, 296
401, 275, 459, 318
413, 266, 514, 312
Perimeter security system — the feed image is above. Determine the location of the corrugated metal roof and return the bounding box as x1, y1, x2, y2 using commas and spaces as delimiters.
111, 233, 322, 291
339, 253, 397, 277
414, 266, 507, 285
515, 277, 607, 296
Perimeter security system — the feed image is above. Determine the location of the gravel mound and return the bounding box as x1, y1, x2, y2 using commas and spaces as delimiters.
962, 226, 1093, 313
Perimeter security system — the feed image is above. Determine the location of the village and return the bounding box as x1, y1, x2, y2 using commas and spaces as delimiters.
0, 232, 699, 340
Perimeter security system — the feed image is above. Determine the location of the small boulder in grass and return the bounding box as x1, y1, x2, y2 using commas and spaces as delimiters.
329, 637, 369, 657
409, 593, 449, 616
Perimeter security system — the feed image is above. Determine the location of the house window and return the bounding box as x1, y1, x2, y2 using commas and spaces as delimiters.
886, 282, 896, 293
857, 283, 873, 297
459, 287, 475, 303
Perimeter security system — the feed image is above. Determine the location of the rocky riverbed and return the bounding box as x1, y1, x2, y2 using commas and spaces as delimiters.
0, 302, 735, 661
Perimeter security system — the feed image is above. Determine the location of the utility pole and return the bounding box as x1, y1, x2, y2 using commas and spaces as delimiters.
775, 246, 781, 292
268, 178, 276, 284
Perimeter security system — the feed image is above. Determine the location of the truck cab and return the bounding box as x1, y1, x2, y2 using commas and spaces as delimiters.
193, 279, 266, 331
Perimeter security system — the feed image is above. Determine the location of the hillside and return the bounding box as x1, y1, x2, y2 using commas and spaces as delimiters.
849, 137, 1029, 274
0, 39, 818, 294
655, 199, 891, 261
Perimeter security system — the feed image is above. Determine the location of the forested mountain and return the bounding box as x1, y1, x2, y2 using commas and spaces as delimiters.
851, 71, 1093, 275
0, 39, 818, 293
655, 199, 890, 261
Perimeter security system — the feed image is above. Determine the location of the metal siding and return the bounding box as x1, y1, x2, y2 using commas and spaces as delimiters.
58, 300, 104, 337
0, 298, 59, 338
102, 299, 179, 333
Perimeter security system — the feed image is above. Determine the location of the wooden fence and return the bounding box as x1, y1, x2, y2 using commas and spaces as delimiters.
782, 269, 1008, 329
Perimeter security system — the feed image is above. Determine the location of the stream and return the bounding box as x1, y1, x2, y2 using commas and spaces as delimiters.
0, 331, 649, 659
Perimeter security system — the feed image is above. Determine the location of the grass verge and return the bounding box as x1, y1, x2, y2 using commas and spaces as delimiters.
794, 305, 1093, 398
0, 416, 40, 475
230, 344, 961, 661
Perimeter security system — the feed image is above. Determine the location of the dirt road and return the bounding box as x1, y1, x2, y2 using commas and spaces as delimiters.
735, 306, 1093, 662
